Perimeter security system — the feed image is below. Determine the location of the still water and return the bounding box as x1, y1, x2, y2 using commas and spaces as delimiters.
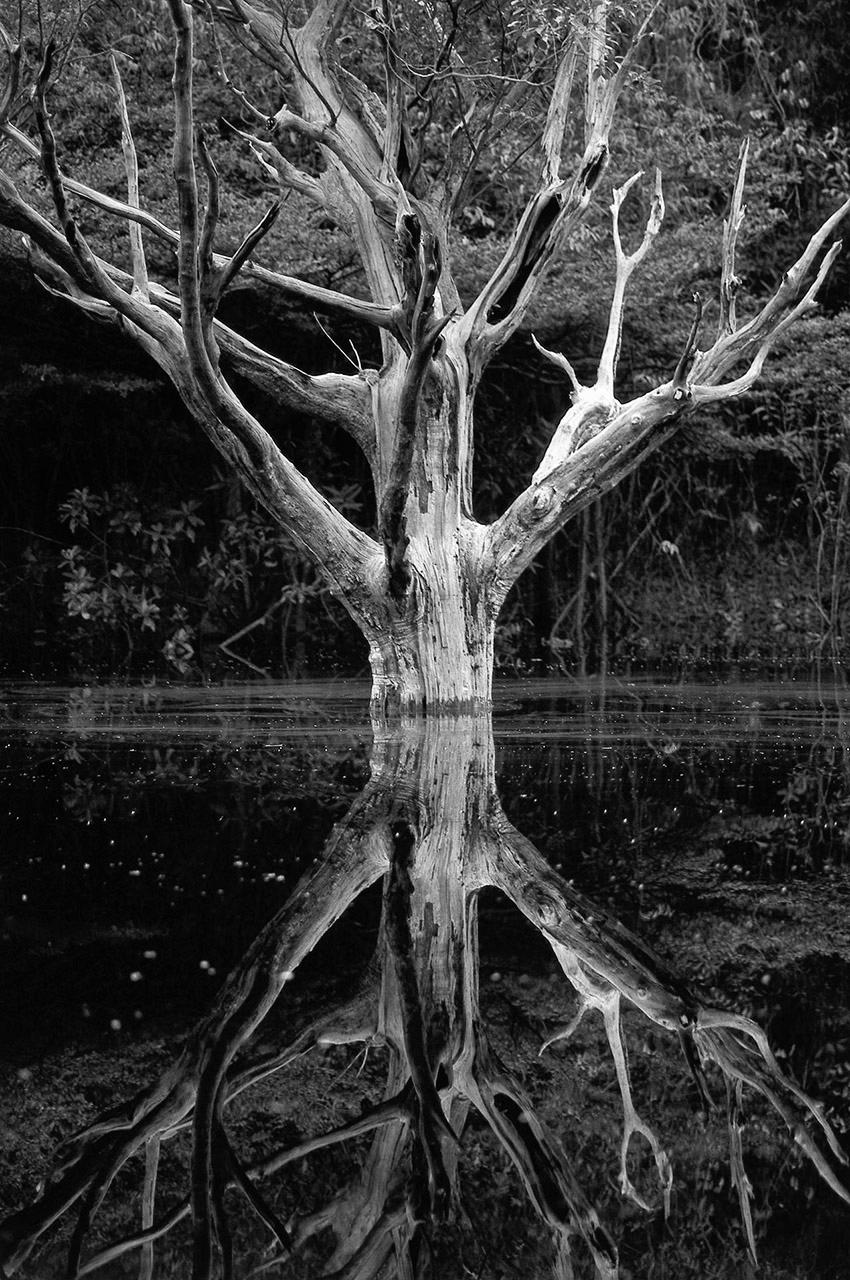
1, 678, 849, 1279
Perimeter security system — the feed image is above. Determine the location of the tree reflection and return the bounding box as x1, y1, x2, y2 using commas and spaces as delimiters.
1, 714, 848, 1279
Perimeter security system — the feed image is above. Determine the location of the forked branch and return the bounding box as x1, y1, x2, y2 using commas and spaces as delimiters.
598, 168, 664, 394
718, 137, 749, 338
485, 162, 849, 602
461, 0, 657, 364
486, 816, 850, 1251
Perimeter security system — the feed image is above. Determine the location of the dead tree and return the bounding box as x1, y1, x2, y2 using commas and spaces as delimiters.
1, 716, 847, 1279
0, 2, 847, 711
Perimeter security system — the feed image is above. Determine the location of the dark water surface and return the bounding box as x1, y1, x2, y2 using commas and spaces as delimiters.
1, 678, 849, 1278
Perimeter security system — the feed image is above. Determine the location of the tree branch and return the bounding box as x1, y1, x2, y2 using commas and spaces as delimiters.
0, 810, 390, 1277
1, 68, 382, 620
225, 0, 404, 308
268, 103, 397, 219
459, 2, 656, 367
597, 167, 664, 395
0, 22, 22, 126
485, 167, 849, 604
717, 137, 749, 338
109, 53, 149, 299
1, 117, 398, 330
378, 214, 451, 593
541, 43, 579, 185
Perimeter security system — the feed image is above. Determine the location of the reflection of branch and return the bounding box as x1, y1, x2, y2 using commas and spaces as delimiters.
3, 718, 848, 1279
384, 823, 457, 1214
546, 946, 671, 1213
487, 813, 850, 1260
0, 809, 390, 1276
464, 1031, 619, 1279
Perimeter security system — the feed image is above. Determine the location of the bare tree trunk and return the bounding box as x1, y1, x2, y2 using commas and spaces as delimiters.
366, 355, 495, 716
366, 560, 495, 715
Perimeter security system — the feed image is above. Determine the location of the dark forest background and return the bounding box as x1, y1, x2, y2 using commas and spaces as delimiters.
2, 0, 850, 682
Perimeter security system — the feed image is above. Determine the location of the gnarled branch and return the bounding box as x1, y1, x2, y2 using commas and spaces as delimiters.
485, 161, 849, 603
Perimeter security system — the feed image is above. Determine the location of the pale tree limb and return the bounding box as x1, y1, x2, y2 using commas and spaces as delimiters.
11, 194, 383, 613
0, 113, 399, 331
597, 168, 664, 396
689, 171, 850, 389
267, 103, 397, 220
0, 22, 21, 124
717, 137, 749, 338
220, 0, 408, 309
546, 947, 672, 1214
109, 54, 149, 299
529, 168, 666, 478
222, 119, 326, 203
484, 816, 850, 1231
0, 37, 384, 450
378, 0, 409, 187
22, 228, 377, 455
462, 1031, 619, 1280
378, 213, 453, 593
542, 44, 579, 185
532, 333, 582, 397
460, 1, 658, 367
484, 166, 849, 606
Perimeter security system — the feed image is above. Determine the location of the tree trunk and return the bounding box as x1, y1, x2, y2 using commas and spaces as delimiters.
366, 556, 495, 716
367, 354, 495, 717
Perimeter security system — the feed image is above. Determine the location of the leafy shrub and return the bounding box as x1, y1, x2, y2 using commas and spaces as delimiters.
11, 481, 364, 678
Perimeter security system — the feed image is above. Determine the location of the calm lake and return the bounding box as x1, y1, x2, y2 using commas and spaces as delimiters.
1, 678, 849, 1279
